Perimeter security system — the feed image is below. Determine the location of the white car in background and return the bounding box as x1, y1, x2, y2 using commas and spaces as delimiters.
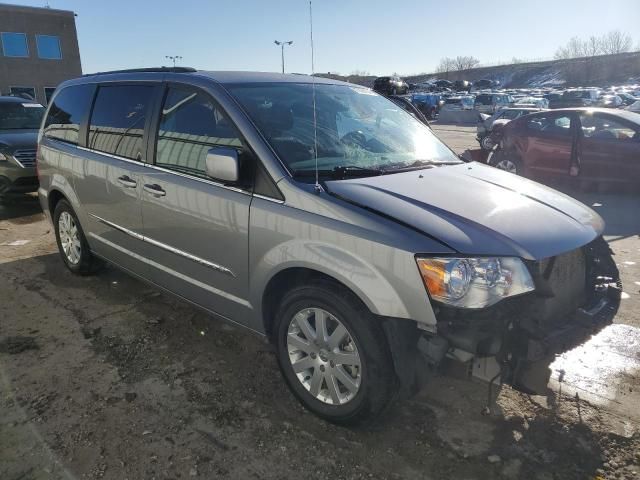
440, 95, 475, 111
626, 100, 640, 113
512, 96, 550, 109
598, 94, 623, 108
474, 93, 513, 113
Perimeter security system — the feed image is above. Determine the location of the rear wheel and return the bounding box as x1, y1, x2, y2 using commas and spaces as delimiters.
489, 149, 522, 175
274, 281, 396, 424
53, 199, 100, 275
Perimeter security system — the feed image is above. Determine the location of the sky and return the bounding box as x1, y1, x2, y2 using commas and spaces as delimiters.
7, 0, 640, 76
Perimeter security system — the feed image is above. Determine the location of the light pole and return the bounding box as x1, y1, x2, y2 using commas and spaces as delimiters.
274, 40, 293, 74
165, 55, 183, 67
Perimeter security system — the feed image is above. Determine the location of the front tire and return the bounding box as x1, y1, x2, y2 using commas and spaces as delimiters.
53, 199, 100, 275
480, 135, 494, 151
274, 280, 396, 424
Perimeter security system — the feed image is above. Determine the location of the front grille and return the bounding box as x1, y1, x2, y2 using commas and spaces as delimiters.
529, 248, 587, 324
13, 149, 37, 168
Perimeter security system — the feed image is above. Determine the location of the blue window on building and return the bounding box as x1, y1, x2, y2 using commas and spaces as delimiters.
36, 35, 62, 59
1, 32, 29, 57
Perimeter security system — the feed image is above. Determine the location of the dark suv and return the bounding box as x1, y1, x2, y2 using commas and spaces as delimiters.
373, 76, 409, 95
0, 96, 45, 197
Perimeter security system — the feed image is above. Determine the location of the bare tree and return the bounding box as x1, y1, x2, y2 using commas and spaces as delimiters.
555, 37, 587, 59
556, 31, 633, 59
584, 36, 602, 57
453, 55, 480, 71
435, 57, 456, 79
350, 69, 370, 77
601, 30, 632, 55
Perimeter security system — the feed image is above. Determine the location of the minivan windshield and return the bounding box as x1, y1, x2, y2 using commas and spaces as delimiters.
228, 83, 460, 179
0, 101, 45, 130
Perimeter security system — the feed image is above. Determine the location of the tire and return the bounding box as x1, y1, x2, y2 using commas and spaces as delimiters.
480, 135, 494, 151
274, 280, 396, 425
488, 149, 522, 175
53, 199, 100, 275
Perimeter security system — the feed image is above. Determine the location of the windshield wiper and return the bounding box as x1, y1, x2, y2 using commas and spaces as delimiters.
382, 160, 460, 173
291, 165, 384, 180
332, 165, 384, 179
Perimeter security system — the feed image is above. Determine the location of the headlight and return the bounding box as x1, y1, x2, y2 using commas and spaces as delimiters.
0, 152, 7, 161
416, 256, 535, 308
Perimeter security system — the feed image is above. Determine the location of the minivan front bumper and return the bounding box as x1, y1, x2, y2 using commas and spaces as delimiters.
422, 237, 621, 394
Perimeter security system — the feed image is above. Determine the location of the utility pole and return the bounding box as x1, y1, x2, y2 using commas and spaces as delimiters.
165, 55, 183, 67
274, 40, 293, 73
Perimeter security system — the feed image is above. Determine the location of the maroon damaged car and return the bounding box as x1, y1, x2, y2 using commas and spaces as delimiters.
487, 108, 640, 189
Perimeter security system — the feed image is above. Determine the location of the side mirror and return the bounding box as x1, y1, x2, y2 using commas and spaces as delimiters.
206, 147, 239, 183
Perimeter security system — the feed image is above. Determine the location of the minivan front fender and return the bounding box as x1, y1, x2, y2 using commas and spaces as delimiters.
256, 238, 410, 318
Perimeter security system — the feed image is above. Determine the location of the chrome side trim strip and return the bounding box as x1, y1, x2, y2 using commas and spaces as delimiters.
88, 233, 250, 308
76, 145, 145, 167
146, 163, 250, 195
253, 193, 285, 205
88, 213, 236, 277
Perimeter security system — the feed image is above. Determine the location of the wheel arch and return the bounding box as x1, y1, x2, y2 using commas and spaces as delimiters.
48, 188, 66, 217
262, 266, 425, 399
262, 267, 372, 341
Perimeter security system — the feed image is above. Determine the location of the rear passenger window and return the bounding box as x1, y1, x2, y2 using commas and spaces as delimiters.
88, 85, 154, 160
43, 85, 93, 145
155, 87, 243, 179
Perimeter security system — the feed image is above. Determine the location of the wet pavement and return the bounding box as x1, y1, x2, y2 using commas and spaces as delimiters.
550, 324, 640, 425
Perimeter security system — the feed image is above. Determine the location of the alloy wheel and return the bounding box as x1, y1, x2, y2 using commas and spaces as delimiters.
58, 211, 81, 265
481, 136, 494, 150
495, 159, 518, 174
286, 308, 362, 405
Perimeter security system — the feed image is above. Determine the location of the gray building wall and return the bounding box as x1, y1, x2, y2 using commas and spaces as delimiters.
0, 3, 82, 104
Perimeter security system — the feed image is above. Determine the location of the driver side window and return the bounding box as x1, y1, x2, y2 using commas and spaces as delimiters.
155, 87, 243, 179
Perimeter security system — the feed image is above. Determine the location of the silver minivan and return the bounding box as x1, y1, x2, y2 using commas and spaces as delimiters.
37, 68, 620, 424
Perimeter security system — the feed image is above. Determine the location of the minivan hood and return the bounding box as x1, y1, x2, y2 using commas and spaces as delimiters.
325, 162, 603, 260
0, 129, 38, 150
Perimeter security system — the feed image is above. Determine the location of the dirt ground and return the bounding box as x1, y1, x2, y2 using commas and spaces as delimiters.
1, 128, 640, 480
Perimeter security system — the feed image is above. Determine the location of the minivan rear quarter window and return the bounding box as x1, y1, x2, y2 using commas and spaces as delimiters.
88, 85, 154, 160
44, 84, 94, 145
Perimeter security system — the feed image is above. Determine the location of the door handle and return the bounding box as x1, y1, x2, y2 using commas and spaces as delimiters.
117, 175, 137, 188
143, 183, 166, 197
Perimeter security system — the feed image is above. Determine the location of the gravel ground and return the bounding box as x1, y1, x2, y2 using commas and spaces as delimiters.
1, 128, 639, 479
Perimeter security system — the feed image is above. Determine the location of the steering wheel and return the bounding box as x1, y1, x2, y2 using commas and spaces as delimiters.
341, 130, 368, 149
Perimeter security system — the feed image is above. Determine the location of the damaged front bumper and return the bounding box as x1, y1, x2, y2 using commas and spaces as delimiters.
420, 237, 622, 395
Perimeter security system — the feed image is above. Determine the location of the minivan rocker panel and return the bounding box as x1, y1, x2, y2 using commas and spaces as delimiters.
37, 69, 619, 424
325, 162, 604, 260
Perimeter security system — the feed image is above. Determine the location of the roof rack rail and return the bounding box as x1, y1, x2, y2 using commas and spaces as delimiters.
84, 67, 197, 76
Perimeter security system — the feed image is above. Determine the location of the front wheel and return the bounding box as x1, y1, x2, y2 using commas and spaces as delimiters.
480, 135, 495, 151
274, 281, 396, 424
